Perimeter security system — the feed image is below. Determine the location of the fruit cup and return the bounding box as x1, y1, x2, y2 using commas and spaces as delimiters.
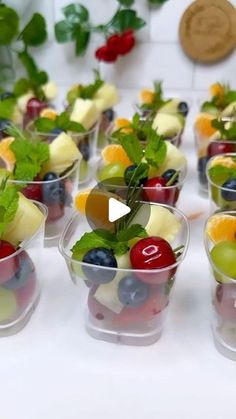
194, 123, 236, 194
28, 125, 99, 184
204, 211, 236, 360
206, 153, 236, 213
59, 204, 189, 346
0, 201, 47, 336
96, 158, 187, 207
9, 161, 79, 241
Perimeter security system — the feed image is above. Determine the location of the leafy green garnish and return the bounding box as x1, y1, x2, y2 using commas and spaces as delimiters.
212, 119, 236, 141
140, 81, 168, 111
67, 71, 104, 104
119, 133, 143, 165
0, 4, 19, 45
209, 165, 236, 186
34, 111, 86, 134
6, 126, 49, 182
71, 224, 147, 257
17, 51, 48, 100
0, 180, 19, 237
18, 13, 47, 46
144, 129, 167, 167
0, 97, 16, 119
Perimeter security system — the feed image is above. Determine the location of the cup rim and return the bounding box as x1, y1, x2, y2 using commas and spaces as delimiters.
58, 203, 190, 274
96, 158, 188, 190
206, 152, 236, 190
8, 160, 80, 185
0, 200, 47, 263
26, 120, 99, 138
204, 210, 236, 284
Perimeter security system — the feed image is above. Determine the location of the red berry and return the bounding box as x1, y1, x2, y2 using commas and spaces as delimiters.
214, 284, 236, 321
130, 237, 176, 284
95, 45, 118, 63
22, 183, 42, 202
207, 141, 235, 158
107, 34, 121, 55
118, 31, 135, 55
26, 98, 47, 119
0, 240, 19, 284
143, 177, 179, 205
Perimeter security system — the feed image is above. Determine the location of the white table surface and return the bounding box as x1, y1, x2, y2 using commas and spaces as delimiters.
0, 96, 236, 419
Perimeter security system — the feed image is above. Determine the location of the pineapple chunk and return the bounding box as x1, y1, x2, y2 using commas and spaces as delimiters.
94, 253, 131, 313
156, 141, 187, 174
70, 98, 100, 130
93, 83, 119, 112
42, 81, 58, 101
41, 132, 82, 176
3, 193, 45, 246
152, 113, 184, 137
17, 92, 34, 113
131, 204, 181, 244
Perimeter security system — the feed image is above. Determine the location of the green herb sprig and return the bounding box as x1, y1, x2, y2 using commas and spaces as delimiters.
0, 179, 19, 238
34, 111, 86, 134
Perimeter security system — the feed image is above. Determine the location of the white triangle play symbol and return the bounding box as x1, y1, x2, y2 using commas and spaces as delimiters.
108, 198, 131, 222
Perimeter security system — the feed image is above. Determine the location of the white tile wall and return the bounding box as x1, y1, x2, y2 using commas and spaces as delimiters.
9, 0, 236, 91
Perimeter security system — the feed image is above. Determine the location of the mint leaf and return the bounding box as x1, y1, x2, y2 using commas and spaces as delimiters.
71, 230, 117, 255
79, 71, 104, 99
119, 133, 143, 165
110, 9, 146, 32
63, 4, 89, 23
0, 4, 19, 45
34, 117, 56, 133
13, 78, 31, 97
19, 13, 47, 46
0, 97, 16, 119
0, 183, 19, 237
9, 134, 49, 181
128, 163, 149, 187
117, 224, 147, 241
209, 165, 236, 186
56, 111, 70, 128
145, 130, 167, 167
67, 121, 86, 133
118, 0, 135, 6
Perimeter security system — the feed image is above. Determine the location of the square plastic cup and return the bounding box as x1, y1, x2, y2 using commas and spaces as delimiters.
29, 125, 99, 185
204, 211, 236, 360
96, 159, 187, 207
59, 204, 189, 346
9, 161, 79, 241
195, 127, 236, 195
206, 153, 236, 213
0, 201, 47, 336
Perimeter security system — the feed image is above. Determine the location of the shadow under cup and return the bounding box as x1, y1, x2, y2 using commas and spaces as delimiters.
204, 212, 236, 360
0, 201, 47, 336
9, 161, 79, 241
59, 204, 189, 346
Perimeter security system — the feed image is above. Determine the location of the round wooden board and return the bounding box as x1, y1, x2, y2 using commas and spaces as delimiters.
179, 0, 236, 63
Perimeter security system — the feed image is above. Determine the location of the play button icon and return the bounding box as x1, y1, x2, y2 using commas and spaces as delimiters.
108, 198, 131, 222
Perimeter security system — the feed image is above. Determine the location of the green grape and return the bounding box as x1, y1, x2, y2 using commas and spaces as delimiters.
98, 163, 126, 182
211, 241, 236, 281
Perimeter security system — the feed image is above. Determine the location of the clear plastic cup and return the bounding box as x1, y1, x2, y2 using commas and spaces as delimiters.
195, 128, 236, 195
96, 159, 187, 207
206, 153, 236, 213
27, 124, 99, 184
204, 211, 236, 360
0, 201, 47, 336
9, 161, 79, 241
59, 204, 189, 346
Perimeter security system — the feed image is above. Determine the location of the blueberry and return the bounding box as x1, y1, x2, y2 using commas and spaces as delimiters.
50, 128, 63, 135
79, 138, 90, 161
42, 178, 66, 204
221, 178, 236, 201
178, 101, 189, 117
43, 172, 58, 182
0, 92, 13, 101
0, 119, 11, 131
162, 169, 179, 184
3, 252, 34, 291
124, 165, 148, 186
82, 248, 117, 284
118, 276, 150, 307
104, 108, 115, 122
197, 156, 208, 186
